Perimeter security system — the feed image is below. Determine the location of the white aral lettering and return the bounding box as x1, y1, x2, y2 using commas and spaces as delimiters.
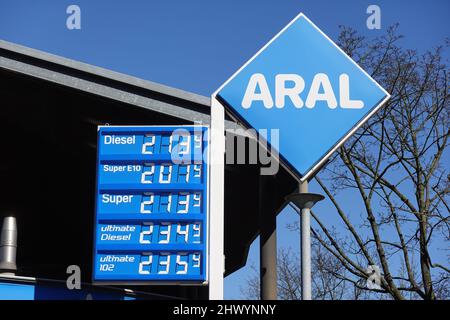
241, 73, 364, 110
339, 74, 364, 109
305, 73, 337, 109
275, 74, 305, 108
242, 73, 273, 109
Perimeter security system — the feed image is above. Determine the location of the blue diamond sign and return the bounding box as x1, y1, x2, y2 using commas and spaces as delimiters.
215, 13, 390, 181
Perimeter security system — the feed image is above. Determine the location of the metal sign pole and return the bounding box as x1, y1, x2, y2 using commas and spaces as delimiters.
0, 216, 17, 276
259, 175, 278, 300
299, 180, 311, 300
286, 181, 324, 300
208, 96, 225, 300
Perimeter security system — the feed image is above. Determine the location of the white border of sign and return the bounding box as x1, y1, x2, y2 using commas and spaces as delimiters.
208, 99, 225, 299
213, 12, 391, 182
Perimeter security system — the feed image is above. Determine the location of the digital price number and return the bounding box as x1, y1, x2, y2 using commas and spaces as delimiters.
93, 126, 209, 283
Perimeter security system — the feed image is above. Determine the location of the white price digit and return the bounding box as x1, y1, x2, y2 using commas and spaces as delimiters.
193, 192, 201, 208
194, 133, 202, 149
177, 134, 190, 155
168, 135, 174, 153
142, 134, 156, 154
139, 223, 153, 244
192, 253, 201, 268
140, 193, 154, 214
158, 252, 170, 274
193, 164, 201, 178
160, 193, 172, 213
141, 164, 155, 184
177, 192, 190, 214
176, 223, 189, 243
178, 165, 190, 183
159, 222, 171, 244
139, 254, 153, 275
192, 223, 201, 243
159, 163, 172, 183
176, 253, 188, 275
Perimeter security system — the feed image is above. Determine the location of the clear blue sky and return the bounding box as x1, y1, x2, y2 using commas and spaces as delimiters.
1, 0, 448, 96
0, 0, 448, 299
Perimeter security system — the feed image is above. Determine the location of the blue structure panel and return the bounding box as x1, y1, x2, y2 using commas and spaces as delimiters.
98, 163, 204, 185
94, 252, 204, 281
96, 221, 203, 247
97, 191, 204, 215
93, 126, 209, 283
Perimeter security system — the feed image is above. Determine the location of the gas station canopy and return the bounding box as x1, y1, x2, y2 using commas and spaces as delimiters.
0, 40, 296, 298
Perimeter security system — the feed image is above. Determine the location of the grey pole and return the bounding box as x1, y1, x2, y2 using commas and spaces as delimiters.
0, 216, 18, 275
299, 181, 311, 300
259, 175, 277, 300
285, 181, 324, 301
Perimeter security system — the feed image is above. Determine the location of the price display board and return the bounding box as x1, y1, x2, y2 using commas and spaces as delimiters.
92, 125, 209, 284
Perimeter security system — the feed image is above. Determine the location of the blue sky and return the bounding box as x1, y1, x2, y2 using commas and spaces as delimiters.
1, 0, 448, 96
0, 0, 448, 299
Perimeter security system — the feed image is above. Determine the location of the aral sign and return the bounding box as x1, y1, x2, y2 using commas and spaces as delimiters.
216, 13, 390, 181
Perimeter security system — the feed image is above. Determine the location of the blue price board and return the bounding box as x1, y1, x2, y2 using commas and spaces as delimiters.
92, 126, 209, 284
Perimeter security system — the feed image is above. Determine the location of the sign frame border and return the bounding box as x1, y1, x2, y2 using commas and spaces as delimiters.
214, 12, 391, 182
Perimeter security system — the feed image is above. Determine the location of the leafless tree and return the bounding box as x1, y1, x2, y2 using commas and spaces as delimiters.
242, 25, 448, 300
241, 243, 353, 300
311, 25, 449, 300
